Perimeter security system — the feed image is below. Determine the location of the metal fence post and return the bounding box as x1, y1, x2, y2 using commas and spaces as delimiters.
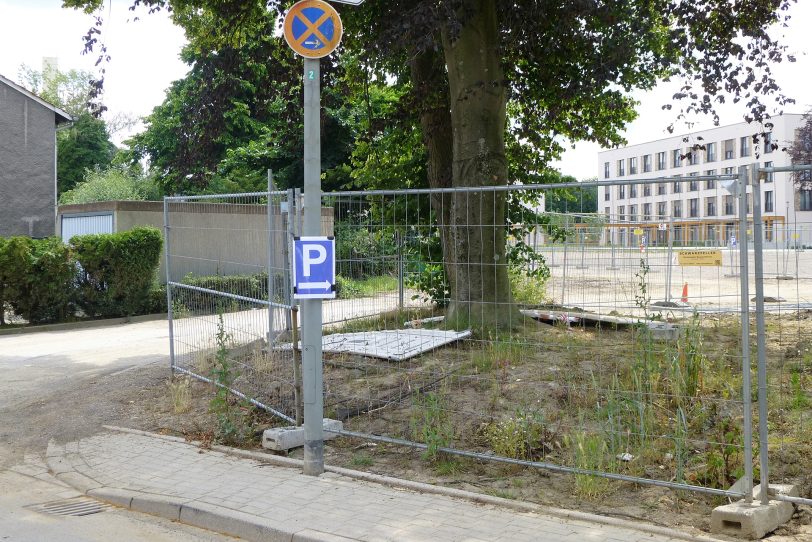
561, 216, 569, 305
163, 197, 176, 374
750, 163, 770, 504
738, 165, 754, 503
396, 230, 404, 311
665, 215, 674, 304
267, 170, 276, 345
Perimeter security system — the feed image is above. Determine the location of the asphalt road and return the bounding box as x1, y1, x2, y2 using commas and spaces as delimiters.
0, 319, 237, 541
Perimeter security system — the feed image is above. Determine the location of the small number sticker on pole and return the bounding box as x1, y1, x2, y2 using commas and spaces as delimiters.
283, 0, 343, 59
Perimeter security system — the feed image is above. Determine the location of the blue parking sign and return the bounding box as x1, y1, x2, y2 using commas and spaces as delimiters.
293, 236, 336, 299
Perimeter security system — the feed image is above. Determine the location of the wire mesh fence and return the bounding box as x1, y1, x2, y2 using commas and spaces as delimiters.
165, 164, 812, 506
164, 191, 299, 423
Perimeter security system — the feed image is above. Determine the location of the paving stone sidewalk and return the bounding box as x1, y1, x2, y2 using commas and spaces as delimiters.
46, 428, 716, 542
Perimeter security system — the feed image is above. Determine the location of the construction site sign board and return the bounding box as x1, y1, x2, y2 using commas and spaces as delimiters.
678, 249, 723, 267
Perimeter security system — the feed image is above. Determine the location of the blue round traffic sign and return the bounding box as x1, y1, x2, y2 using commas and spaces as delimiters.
283, 0, 343, 59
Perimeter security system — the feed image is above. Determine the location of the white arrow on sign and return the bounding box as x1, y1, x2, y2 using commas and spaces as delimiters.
298, 280, 332, 290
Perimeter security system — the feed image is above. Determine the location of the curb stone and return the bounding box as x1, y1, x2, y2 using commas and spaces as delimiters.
100, 425, 722, 542
0, 312, 166, 336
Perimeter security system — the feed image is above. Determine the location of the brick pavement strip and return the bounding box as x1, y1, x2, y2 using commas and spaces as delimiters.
44, 429, 721, 542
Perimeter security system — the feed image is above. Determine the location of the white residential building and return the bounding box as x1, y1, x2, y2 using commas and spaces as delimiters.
597, 114, 811, 247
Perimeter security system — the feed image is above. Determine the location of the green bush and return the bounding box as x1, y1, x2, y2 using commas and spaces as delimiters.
335, 223, 399, 279
173, 272, 280, 314
59, 165, 161, 205
72, 227, 163, 318
0, 236, 74, 323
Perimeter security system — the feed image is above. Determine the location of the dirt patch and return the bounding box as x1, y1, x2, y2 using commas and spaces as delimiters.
11, 310, 808, 539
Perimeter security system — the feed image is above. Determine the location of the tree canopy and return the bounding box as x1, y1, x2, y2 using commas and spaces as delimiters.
63, 0, 798, 328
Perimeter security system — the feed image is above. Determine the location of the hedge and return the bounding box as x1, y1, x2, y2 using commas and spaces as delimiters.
71, 227, 163, 318
0, 236, 74, 324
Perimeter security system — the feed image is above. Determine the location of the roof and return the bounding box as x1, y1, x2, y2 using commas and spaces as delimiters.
0, 73, 73, 125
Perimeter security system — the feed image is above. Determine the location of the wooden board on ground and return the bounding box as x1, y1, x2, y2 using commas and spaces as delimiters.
520, 309, 641, 327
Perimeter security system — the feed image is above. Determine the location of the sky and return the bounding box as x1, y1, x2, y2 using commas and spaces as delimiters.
1, 0, 811, 178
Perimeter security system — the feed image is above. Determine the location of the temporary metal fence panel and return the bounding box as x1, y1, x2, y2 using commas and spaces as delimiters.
163, 163, 812, 506
164, 189, 298, 423
319, 179, 753, 499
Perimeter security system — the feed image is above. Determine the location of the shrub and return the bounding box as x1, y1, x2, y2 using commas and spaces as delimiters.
0, 236, 74, 323
72, 227, 163, 317
173, 272, 271, 314
59, 165, 160, 204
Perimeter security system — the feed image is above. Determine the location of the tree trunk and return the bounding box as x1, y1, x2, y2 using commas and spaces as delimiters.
409, 49, 456, 304
441, 0, 516, 331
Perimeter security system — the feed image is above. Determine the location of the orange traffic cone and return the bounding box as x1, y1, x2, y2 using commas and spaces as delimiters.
681, 282, 689, 303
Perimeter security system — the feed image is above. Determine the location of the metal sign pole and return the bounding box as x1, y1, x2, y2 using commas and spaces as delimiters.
737, 165, 754, 503
301, 57, 324, 476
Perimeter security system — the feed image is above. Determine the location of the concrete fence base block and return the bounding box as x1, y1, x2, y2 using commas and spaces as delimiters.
262, 419, 343, 451
711, 484, 797, 539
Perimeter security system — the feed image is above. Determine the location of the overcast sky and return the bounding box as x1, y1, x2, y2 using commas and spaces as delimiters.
1, 0, 810, 180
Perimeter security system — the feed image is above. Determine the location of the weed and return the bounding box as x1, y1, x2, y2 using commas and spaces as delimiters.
410, 391, 453, 463
571, 432, 613, 499
209, 314, 253, 445
351, 453, 374, 467
484, 409, 548, 460
509, 264, 548, 306
167, 376, 192, 414
434, 459, 462, 475
790, 370, 810, 410
486, 489, 516, 500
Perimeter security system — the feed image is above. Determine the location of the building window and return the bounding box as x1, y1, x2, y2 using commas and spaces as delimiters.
630, 184, 637, 198
618, 185, 625, 199
672, 200, 682, 218
605, 206, 610, 220
643, 154, 652, 173
618, 205, 625, 221
673, 177, 682, 193
705, 170, 716, 189
706, 142, 716, 162
725, 195, 735, 215
643, 184, 651, 197
617, 159, 625, 177
629, 205, 638, 222
764, 190, 774, 213
672, 149, 681, 168
764, 132, 773, 154
723, 166, 735, 176
657, 202, 667, 218
604, 162, 610, 179
643, 203, 652, 221
764, 161, 773, 183
688, 148, 700, 165
740, 136, 751, 158
723, 139, 735, 160
706, 197, 716, 217
629, 157, 638, 175
656, 152, 666, 171
689, 173, 699, 191
689, 198, 699, 218
657, 183, 666, 195
801, 190, 812, 211
604, 188, 610, 201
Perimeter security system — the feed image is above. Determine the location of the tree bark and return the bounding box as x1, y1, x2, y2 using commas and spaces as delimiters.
441, 0, 516, 331
409, 49, 456, 303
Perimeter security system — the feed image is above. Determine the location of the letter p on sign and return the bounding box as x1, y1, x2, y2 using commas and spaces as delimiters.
303, 244, 327, 276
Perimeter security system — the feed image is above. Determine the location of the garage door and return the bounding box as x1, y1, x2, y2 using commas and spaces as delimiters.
61, 214, 114, 243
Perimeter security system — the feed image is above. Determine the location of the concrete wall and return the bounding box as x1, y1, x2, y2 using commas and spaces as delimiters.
58, 200, 335, 282
0, 82, 58, 238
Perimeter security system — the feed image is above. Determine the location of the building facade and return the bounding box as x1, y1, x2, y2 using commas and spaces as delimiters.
597, 114, 810, 247
0, 74, 71, 238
